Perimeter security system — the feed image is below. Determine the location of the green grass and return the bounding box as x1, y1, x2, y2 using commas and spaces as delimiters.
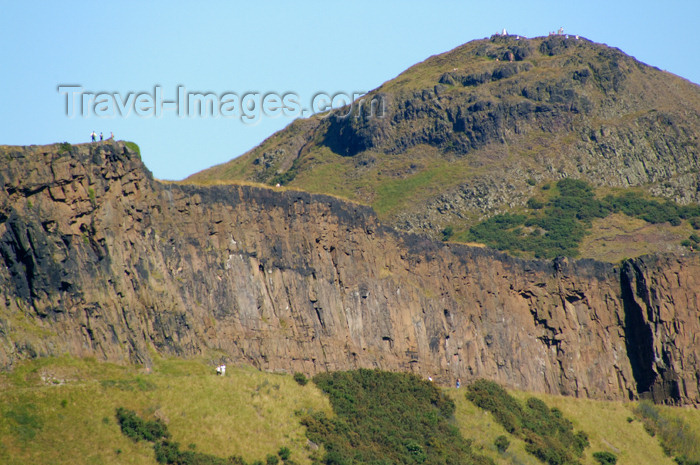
580, 214, 693, 263
124, 141, 141, 158
372, 164, 445, 215
0, 357, 331, 465
285, 144, 483, 219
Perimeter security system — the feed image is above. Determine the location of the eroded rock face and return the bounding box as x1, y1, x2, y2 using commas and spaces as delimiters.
1, 142, 699, 404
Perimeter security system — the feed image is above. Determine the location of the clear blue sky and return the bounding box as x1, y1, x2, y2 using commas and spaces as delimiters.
2, 1, 698, 180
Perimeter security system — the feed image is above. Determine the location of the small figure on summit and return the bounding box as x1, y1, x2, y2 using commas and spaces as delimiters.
91, 131, 96, 142
100, 132, 104, 141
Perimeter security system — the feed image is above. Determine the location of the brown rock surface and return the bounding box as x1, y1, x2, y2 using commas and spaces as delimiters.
1, 142, 699, 404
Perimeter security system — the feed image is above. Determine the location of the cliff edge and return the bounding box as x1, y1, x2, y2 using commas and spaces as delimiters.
1, 141, 699, 404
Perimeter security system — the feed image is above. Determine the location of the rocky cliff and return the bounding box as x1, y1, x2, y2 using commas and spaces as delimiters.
1, 142, 699, 405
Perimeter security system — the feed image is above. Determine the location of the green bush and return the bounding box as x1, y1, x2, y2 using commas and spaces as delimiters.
58, 142, 73, 154
293, 372, 308, 386
441, 225, 455, 241
605, 192, 683, 225
592, 451, 617, 464
304, 369, 494, 465
266, 453, 279, 465
675, 455, 700, 465
681, 205, 700, 219
277, 446, 291, 461
270, 157, 301, 186
527, 197, 544, 209
494, 435, 510, 453
115, 407, 169, 442
465, 379, 522, 433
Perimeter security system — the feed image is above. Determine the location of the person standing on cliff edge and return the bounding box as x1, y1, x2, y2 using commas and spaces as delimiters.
91, 131, 96, 142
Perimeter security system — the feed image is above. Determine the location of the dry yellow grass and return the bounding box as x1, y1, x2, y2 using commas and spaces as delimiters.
160, 176, 369, 207
581, 213, 692, 262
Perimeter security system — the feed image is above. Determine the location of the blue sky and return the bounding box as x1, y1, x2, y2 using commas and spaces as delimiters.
1, 1, 698, 180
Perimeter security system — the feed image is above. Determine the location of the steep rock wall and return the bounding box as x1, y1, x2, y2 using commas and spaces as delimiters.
1, 142, 699, 404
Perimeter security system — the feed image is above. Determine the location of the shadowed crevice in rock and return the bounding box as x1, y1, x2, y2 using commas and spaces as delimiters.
621, 258, 685, 405
620, 262, 656, 398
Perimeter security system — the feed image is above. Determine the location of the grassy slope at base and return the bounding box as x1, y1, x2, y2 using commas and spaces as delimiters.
451, 386, 679, 465
2, 358, 700, 465
0, 357, 330, 465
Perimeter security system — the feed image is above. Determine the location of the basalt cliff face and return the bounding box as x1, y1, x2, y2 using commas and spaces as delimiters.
1, 142, 699, 404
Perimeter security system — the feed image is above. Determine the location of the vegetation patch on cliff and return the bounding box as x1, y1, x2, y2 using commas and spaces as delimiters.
461, 179, 700, 259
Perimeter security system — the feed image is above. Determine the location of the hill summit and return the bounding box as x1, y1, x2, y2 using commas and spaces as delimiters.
187, 34, 700, 260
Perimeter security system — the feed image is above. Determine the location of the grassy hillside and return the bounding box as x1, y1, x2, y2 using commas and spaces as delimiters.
453, 387, 685, 465
184, 34, 700, 262
0, 357, 331, 465
3, 359, 700, 465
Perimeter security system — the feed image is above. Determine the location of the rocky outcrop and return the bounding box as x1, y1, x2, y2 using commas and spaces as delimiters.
1, 142, 699, 404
